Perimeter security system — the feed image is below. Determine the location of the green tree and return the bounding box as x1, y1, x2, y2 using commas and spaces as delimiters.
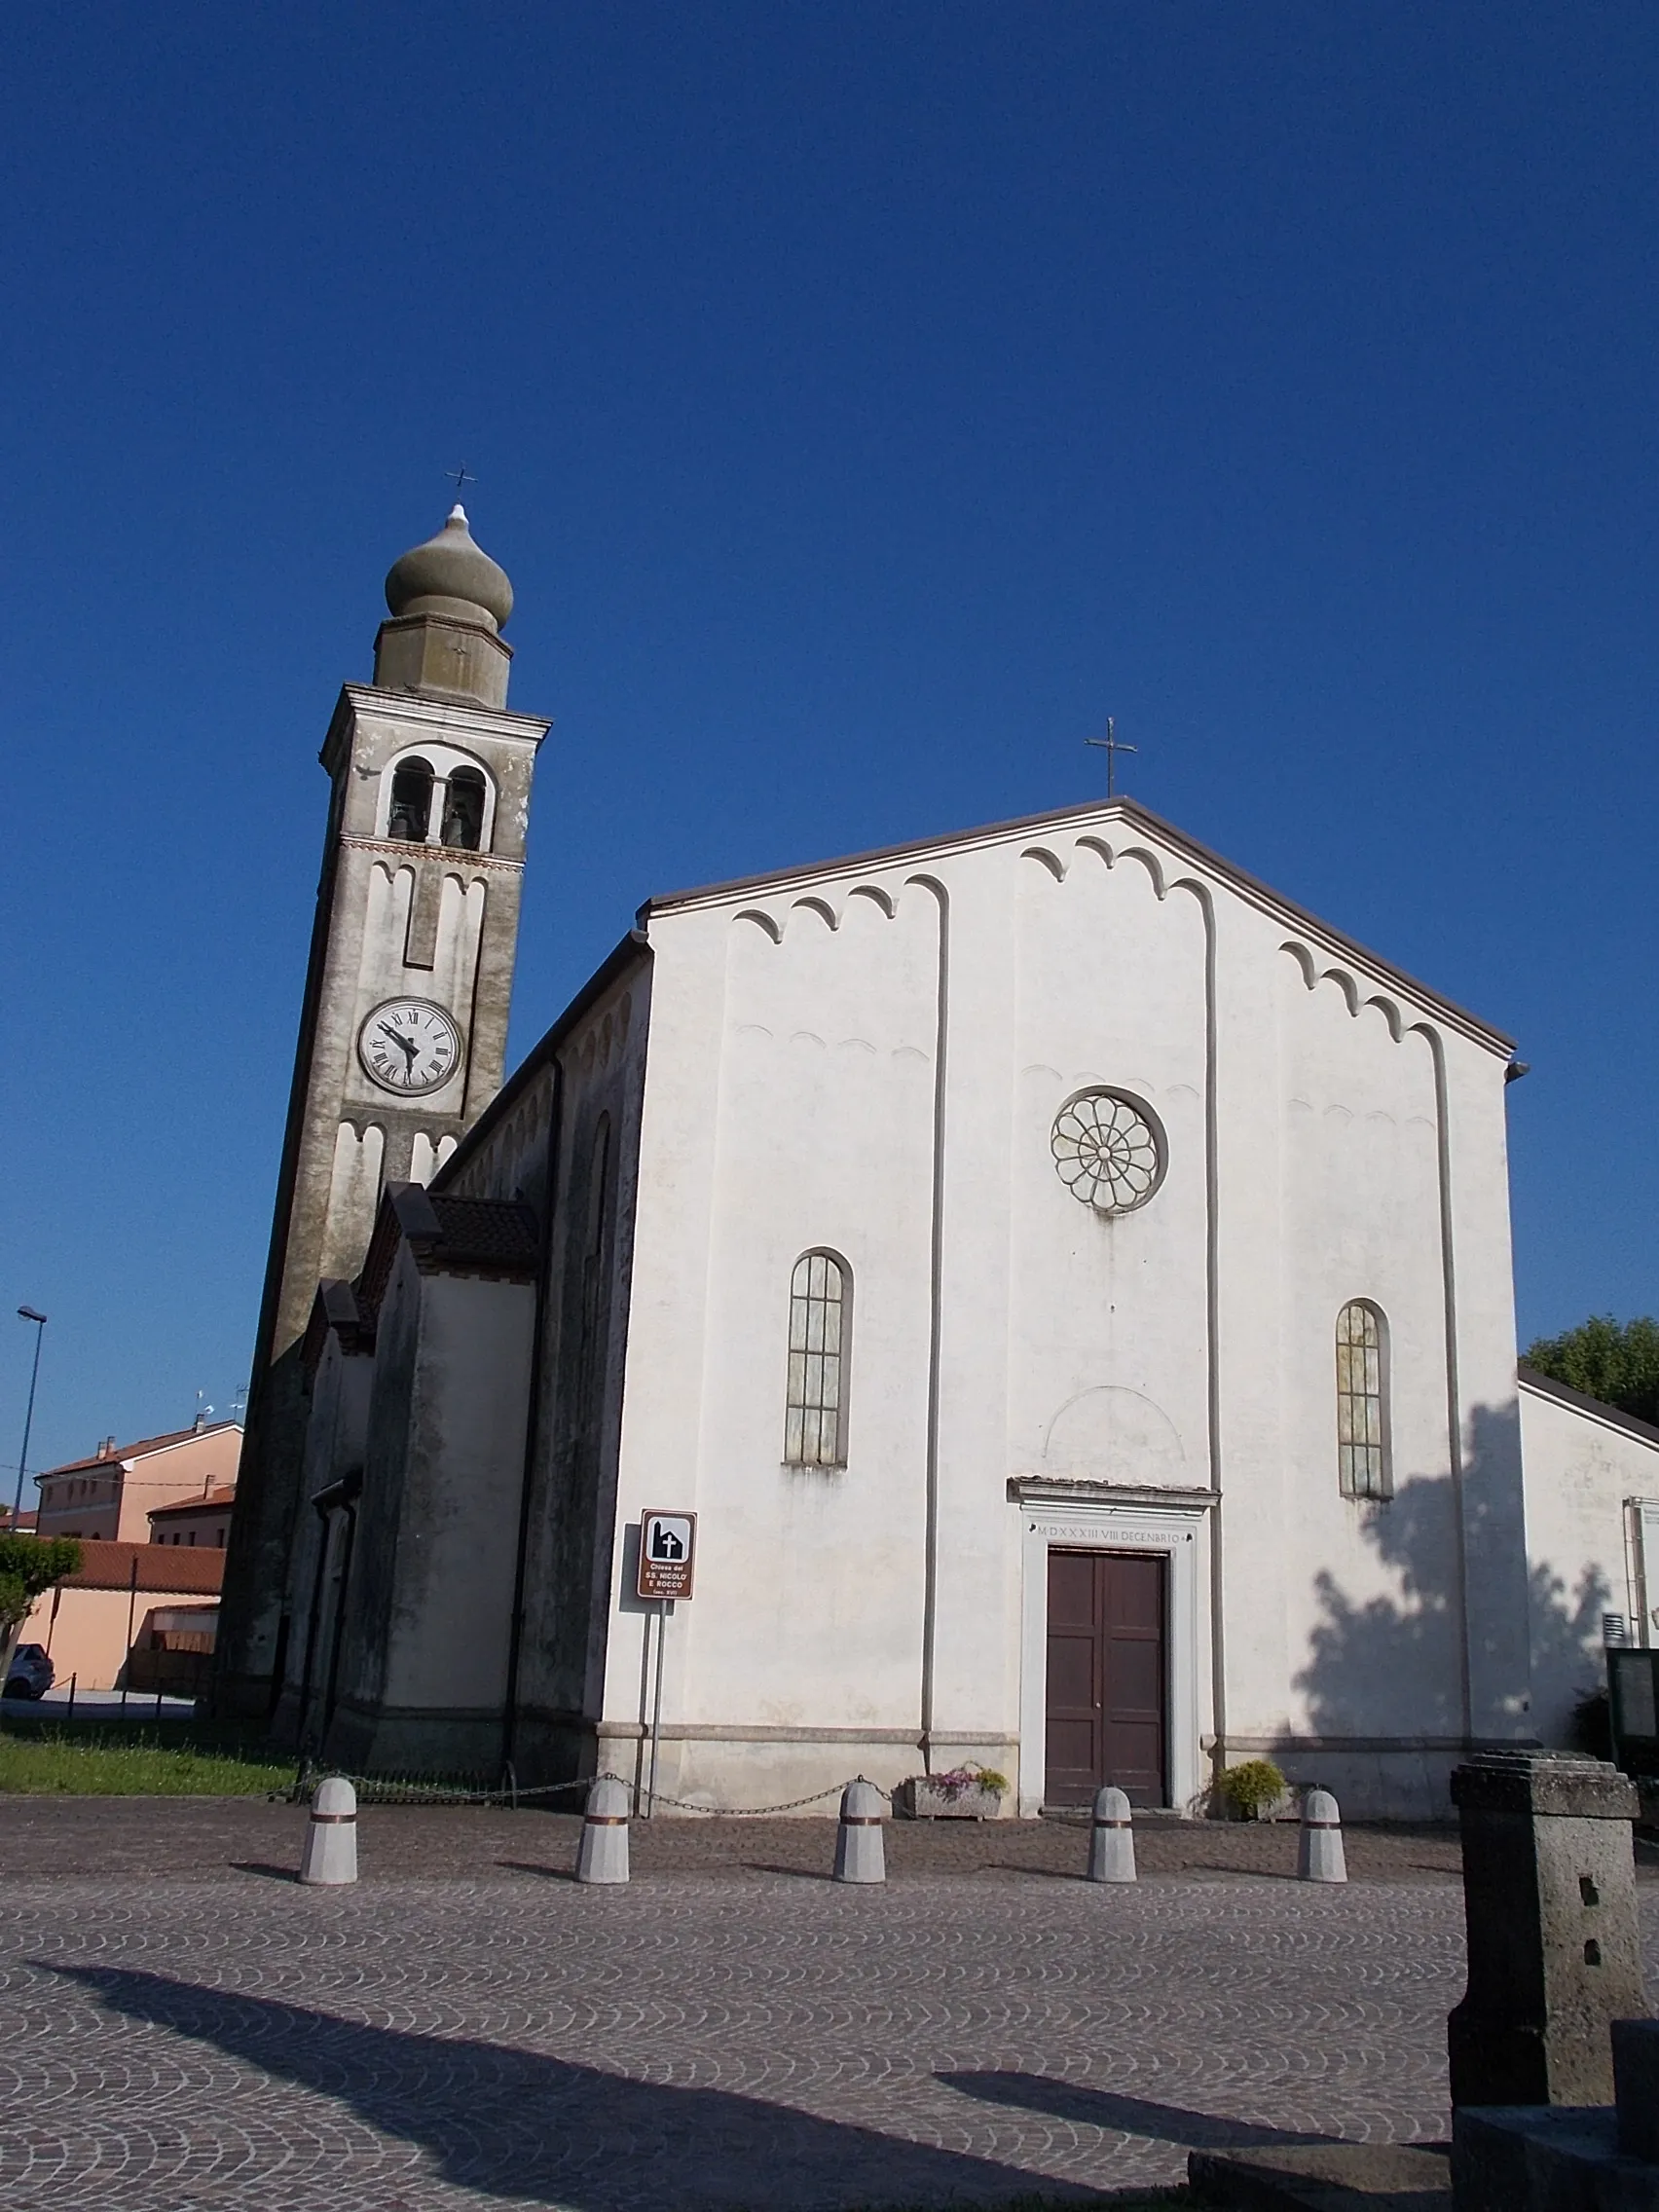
1525, 1314, 1659, 1426
0, 1533, 82, 1679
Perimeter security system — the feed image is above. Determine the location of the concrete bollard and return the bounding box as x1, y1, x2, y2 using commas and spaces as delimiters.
832, 1778, 886, 1884
299, 1775, 357, 1886
575, 1774, 631, 1885
1088, 1785, 1136, 1883
1297, 1788, 1346, 1883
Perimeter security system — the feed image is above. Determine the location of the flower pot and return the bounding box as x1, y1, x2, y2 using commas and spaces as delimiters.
895, 1777, 1004, 1821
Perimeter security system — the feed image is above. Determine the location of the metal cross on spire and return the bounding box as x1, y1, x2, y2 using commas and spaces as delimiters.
1085, 716, 1137, 798
445, 462, 477, 502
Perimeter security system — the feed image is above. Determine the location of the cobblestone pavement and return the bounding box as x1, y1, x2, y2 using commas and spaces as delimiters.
2, 1806, 1656, 2212
0, 1793, 1495, 1881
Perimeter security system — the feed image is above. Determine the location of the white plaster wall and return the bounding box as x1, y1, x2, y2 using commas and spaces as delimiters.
1011, 847, 1207, 1490
609, 887, 939, 1791
605, 802, 1525, 1815
1520, 1379, 1659, 1744
429, 874, 487, 1011
378, 1271, 535, 1714
322, 1122, 386, 1278
1264, 960, 1460, 1748
344, 860, 469, 1121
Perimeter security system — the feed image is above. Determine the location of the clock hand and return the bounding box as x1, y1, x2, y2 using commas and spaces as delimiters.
379, 1022, 418, 1063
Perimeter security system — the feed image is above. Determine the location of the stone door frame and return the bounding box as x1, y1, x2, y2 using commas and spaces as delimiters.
1017, 1496, 1205, 1816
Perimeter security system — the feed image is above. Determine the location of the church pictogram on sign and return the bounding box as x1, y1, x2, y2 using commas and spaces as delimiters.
638, 1511, 696, 1600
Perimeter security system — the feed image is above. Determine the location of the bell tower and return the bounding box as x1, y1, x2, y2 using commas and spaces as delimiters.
215, 507, 550, 1718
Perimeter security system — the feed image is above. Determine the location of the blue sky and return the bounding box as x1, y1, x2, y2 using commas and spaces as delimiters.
2, 3, 1655, 1478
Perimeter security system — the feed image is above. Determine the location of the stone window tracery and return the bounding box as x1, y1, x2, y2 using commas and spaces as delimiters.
1337, 1300, 1391, 1500
786, 1251, 849, 1468
1051, 1089, 1165, 1215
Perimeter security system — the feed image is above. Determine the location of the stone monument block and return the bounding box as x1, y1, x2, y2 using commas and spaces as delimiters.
1448, 1750, 1644, 2110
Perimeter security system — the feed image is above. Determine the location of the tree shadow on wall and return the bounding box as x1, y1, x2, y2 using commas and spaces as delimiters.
51, 1964, 1096, 2210
1289, 1401, 1610, 1761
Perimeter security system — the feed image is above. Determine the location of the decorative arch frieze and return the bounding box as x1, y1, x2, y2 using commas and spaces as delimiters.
847, 882, 898, 917
728, 878, 909, 942
1072, 834, 1169, 899
733, 907, 783, 942
1279, 940, 1409, 1044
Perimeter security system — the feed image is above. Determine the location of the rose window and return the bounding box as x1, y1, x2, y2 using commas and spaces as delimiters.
1051, 1089, 1165, 1215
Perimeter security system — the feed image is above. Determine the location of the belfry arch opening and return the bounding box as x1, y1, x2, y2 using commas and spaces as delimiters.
387, 757, 433, 843
441, 766, 486, 851
378, 746, 498, 852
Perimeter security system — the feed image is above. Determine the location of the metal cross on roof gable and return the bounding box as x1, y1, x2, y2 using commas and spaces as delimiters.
1085, 716, 1137, 798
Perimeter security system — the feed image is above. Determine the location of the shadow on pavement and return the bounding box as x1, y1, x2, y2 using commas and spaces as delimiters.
55, 1965, 1098, 2208
940, 2069, 1334, 2152
495, 1859, 577, 1882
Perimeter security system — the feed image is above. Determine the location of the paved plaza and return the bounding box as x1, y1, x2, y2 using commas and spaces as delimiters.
2, 1801, 1656, 2210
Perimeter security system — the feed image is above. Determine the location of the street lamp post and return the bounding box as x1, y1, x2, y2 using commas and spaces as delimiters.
11, 1308, 48, 1530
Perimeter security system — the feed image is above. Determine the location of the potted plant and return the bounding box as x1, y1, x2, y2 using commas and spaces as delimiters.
1214, 1757, 1290, 1822
894, 1763, 1009, 1819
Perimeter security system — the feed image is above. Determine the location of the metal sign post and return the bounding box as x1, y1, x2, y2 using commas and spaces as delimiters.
637, 1512, 696, 1817
647, 1597, 668, 1817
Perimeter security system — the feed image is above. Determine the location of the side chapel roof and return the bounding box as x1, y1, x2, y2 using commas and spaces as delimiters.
356, 1184, 541, 1322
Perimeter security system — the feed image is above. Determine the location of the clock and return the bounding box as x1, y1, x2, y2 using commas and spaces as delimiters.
357, 998, 463, 1096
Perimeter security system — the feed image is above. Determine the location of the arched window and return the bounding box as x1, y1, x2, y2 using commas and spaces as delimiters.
387, 756, 433, 843
441, 765, 487, 851
1336, 1301, 1390, 1500
785, 1251, 849, 1467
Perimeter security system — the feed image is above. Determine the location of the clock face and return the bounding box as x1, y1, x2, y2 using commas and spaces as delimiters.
358, 998, 463, 1096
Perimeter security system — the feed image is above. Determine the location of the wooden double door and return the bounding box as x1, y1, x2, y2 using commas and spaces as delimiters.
1044, 1548, 1167, 1806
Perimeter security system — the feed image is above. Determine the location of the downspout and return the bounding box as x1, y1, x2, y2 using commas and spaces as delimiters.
1419, 1022, 1473, 1742
502, 1058, 565, 1778
319, 1494, 358, 1748
1197, 881, 1226, 1788
912, 876, 949, 1771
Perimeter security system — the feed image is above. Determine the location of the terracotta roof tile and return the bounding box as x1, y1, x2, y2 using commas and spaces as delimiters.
147, 1488, 238, 1519
57, 1541, 226, 1595
38, 1422, 241, 1482
426, 1196, 540, 1272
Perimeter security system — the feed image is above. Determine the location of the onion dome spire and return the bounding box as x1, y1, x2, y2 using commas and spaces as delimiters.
384, 505, 514, 633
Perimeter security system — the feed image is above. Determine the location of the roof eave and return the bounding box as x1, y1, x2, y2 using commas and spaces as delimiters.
639, 794, 1516, 1057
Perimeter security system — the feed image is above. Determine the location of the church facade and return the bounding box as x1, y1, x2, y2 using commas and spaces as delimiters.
216, 513, 1657, 1819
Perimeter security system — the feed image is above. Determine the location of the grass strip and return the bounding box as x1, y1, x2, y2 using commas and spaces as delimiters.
0, 1717, 294, 1795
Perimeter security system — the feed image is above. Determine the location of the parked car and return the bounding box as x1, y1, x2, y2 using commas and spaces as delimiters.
3, 1643, 53, 1699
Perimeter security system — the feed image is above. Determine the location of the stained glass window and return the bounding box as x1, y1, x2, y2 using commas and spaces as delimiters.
786, 1251, 848, 1467
1337, 1301, 1390, 1500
